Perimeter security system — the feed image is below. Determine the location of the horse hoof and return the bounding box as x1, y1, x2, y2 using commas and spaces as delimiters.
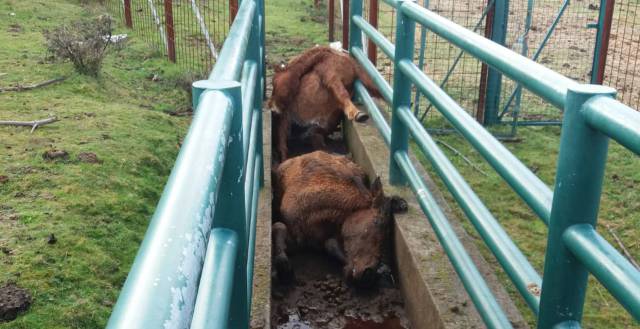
355, 111, 369, 122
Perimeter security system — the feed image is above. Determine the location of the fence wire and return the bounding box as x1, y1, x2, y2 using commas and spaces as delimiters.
359, 0, 613, 130
103, 0, 231, 77
605, 0, 640, 109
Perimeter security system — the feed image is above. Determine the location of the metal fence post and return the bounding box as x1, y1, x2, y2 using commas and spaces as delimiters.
483, 0, 508, 125
476, 0, 494, 123
123, 0, 133, 28
164, 0, 176, 63
591, 0, 615, 84
342, 0, 350, 50
389, 0, 415, 185
212, 81, 249, 328
367, 0, 379, 66
349, 0, 363, 51
537, 84, 616, 328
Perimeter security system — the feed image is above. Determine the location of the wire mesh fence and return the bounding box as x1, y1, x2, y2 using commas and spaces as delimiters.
102, 0, 231, 77
604, 0, 640, 108
351, 0, 640, 132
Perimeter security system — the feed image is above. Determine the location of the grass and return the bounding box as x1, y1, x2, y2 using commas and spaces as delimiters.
0, 0, 192, 327
413, 125, 640, 328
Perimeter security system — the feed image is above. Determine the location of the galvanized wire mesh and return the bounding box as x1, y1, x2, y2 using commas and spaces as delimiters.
499, 0, 599, 125
604, 0, 640, 109
103, 0, 230, 76
362, 0, 607, 129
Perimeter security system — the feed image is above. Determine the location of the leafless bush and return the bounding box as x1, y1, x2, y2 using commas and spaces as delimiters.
44, 15, 113, 77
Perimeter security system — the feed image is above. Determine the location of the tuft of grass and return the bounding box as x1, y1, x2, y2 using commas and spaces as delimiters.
0, 0, 191, 328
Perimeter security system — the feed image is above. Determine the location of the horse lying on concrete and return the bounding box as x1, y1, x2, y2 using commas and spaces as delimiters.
269, 46, 381, 162
272, 151, 407, 287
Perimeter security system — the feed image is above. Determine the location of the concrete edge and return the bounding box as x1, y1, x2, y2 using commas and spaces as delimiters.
250, 109, 272, 329
343, 116, 529, 329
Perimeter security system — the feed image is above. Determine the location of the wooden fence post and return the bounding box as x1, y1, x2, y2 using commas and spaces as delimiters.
329, 0, 335, 41
164, 0, 176, 62
342, 0, 350, 50
230, 0, 239, 24
124, 0, 133, 28
367, 0, 378, 65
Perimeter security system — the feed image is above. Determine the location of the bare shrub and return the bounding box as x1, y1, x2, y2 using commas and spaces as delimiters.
44, 15, 113, 77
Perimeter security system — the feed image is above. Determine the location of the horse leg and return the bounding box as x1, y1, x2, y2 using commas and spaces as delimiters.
321, 71, 369, 122
273, 221, 294, 282
275, 112, 290, 162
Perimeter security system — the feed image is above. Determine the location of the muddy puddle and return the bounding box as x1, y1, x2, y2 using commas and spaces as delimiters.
271, 249, 410, 329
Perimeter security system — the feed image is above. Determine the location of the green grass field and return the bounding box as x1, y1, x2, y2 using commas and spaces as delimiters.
0, 1, 192, 327
415, 127, 640, 328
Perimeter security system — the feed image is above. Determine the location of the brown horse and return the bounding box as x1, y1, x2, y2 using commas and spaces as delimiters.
269, 46, 381, 161
272, 151, 407, 287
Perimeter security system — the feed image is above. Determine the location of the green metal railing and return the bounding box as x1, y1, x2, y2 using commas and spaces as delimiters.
106, 0, 264, 326
349, 0, 640, 327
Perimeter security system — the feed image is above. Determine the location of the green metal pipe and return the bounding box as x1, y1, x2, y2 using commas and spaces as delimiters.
349, 0, 364, 51
582, 95, 640, 156
190, 229, 239, 329
397, 107, 542, 313
354, 81, 391, 145
538, 85, 616, 328
246, 156, 262, 303
389, 2, 414, 185
393, 150, 513, 329
244, 110, 260, 220
241, 61, 258, 159
352, 15, 396, 59
210, 82, 249, 328
107, 89, 234, 328
351, 46, 393, 103
209, 0, 257, 81
563, 224, 640, 320
483, 0, 509, 125
399, 59, 553, 224
399, 0, 579, 110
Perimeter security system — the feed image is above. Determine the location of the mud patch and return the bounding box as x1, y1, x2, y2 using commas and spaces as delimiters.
77, 152, 102, 164
272, 251, 410, 329
0, 283, 32, 322
42, 149, 69, 161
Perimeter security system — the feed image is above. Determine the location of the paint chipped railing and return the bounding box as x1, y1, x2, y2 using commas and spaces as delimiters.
348, 0, 640, 327
106, 0, 264, 326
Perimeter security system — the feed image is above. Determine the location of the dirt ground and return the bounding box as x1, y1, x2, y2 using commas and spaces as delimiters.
271, 251, 410, 329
